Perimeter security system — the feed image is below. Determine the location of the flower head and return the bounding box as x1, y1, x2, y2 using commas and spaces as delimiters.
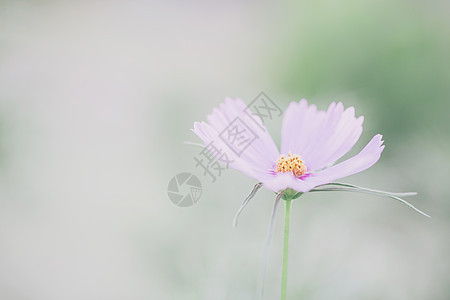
192, 98, 384, 193
191, 97, 427, 300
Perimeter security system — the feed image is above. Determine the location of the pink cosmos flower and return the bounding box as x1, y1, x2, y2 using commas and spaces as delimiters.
192, 98, 384, 194
191, 97, 427, 300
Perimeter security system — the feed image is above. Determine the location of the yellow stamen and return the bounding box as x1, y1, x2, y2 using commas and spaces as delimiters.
275, 151, 307, 178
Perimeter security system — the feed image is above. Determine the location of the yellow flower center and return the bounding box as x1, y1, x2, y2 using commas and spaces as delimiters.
275, 152, 307, 178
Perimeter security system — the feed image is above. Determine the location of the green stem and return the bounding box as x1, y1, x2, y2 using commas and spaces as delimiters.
281, 198, 292, 300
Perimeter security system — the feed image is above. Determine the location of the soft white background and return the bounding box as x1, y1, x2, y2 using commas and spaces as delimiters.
0, 1, 448, 299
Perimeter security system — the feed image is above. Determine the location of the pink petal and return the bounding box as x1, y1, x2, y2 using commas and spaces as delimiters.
192, 98, 280, 181
281, 100, 364, 172
303, 134, 385, 189
281, 100, 325, 161
192, 121, 260, 180
263, 134, 384, 193
260, 172, 313, 193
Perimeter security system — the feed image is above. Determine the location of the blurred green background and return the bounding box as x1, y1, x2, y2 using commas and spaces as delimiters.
0, 0, 449, 299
